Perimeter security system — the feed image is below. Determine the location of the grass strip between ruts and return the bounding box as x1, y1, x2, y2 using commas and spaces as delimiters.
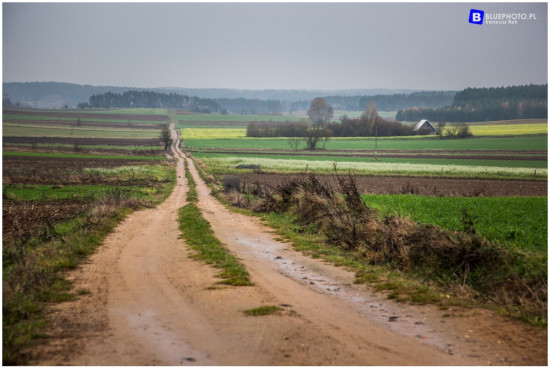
178, 159, 252, 286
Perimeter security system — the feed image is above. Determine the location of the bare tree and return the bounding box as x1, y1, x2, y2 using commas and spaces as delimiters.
303, 126, 324, 150
160, 124, 172, 150
308, 97, 333, 126
321, 128, 333, 150
287, 136, 302, 151
366, 103, 379, 160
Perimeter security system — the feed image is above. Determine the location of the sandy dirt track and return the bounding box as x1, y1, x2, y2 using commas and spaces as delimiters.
28, 125, 547, 365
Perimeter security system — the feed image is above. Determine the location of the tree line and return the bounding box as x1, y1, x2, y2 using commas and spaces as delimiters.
247, 98, 428, 150
396, 84, 547, 122
217, 91, 455, 115
79, 90, 221, 113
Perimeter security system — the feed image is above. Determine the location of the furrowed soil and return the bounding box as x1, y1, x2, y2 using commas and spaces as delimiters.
238, 173, 547, 197
3, 136, 160, 146
26, 125, 547, 365
3, 108, 170, 122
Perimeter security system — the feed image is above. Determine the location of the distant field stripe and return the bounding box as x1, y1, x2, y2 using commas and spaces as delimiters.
181, 128, 246, 139
3, 115, 168, 125
4, 143, 161, 150
2, 124, 160, 139
195, 154, 547, 178
3, 122, 160, 133
2, 184, 156, 201
177, 114, 304, 122
184, 135, 548, 151
2, 151, 166, 160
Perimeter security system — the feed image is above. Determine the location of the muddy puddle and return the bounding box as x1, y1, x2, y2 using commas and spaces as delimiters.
234, 237, 455, 355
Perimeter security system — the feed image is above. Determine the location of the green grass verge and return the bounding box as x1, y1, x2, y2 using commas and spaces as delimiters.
243, 305, 283, 316
362, 195, 547, 252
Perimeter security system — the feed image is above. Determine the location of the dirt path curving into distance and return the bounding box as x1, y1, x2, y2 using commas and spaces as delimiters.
28, 123, 547, 365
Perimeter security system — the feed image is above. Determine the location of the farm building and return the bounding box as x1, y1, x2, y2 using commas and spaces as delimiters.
413, 119, 437, 135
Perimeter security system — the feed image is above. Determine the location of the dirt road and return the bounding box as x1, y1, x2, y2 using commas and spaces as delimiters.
29, 125, 547, 365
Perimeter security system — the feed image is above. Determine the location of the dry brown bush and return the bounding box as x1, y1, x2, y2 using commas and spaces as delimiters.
243, 172, 547, 322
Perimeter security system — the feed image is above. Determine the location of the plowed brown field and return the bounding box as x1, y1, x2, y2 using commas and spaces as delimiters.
237, 173, 547, 197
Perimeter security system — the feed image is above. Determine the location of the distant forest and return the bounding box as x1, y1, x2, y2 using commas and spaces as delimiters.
396, 84, 548, 122
3, 82, 455, 113
81, 90, 221, 113
216, 91, 454, 115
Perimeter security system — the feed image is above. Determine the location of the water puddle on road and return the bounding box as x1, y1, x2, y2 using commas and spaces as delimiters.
235, 237, 454, 355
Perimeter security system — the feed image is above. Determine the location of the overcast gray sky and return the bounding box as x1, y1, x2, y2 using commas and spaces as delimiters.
3, 2, 547, 90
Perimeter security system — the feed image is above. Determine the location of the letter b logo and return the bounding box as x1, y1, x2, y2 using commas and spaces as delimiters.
469, 9, 484, 24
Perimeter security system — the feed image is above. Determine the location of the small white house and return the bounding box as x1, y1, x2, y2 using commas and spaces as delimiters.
413, 119, 437, 135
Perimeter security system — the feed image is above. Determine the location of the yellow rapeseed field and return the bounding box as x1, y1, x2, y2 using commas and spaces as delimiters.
181, 128, 246, 139
469, 123, 547, 136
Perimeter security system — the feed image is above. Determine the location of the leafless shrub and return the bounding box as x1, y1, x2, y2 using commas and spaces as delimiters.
400, 182, 420, 194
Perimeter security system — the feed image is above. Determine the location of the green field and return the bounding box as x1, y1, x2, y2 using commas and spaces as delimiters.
184, 134, 547, 151
362, 195, 547, 251
3, 184, 160, 202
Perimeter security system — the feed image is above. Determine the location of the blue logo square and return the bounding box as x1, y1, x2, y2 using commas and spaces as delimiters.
469, 9, 484, 24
